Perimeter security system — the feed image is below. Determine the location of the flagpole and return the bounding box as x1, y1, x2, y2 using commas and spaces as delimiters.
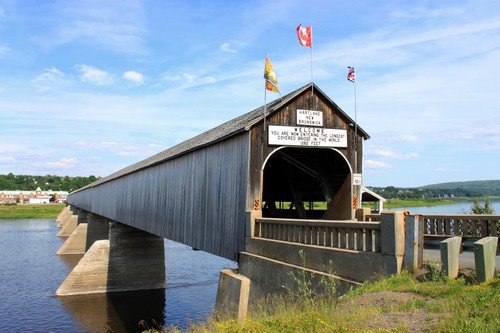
310, 30, 314, 109
353, 76, 357, 174
263, 54, 268, 144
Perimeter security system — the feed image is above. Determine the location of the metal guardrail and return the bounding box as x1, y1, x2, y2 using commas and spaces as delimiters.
254, 218, 382, 252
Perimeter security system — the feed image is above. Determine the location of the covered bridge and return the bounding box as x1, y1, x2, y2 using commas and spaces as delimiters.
68, 83, 370, 261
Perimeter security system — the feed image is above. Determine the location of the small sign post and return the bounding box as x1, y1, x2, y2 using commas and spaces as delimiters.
353, 173, 363, 186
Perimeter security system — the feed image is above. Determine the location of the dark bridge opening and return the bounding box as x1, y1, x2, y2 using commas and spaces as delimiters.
262, 147, 352, 220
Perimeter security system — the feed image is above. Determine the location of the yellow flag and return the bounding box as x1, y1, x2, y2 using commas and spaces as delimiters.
264, 57, 279, 93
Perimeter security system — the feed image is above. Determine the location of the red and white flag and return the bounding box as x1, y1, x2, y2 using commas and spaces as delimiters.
296, 24, 312, 47
347, 66, 355, 83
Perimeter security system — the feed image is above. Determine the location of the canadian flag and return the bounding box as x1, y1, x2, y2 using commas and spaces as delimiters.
296, 24, 312, 47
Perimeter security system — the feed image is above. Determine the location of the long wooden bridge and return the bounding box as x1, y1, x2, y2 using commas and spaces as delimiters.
54, 83, 499, 319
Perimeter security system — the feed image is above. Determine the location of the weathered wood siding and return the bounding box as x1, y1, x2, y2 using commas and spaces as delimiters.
69, 133, 249, 260
247, 90, 363, 212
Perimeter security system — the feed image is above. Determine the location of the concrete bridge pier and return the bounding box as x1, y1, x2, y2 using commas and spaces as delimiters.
56, 221, 165, 296
57, 207, 79, 237
56, 205, 71, 227
57, 212, 110, 255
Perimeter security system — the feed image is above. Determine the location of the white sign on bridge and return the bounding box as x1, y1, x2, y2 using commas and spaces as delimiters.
297, 109, 323, 126
268, 125, 347, 148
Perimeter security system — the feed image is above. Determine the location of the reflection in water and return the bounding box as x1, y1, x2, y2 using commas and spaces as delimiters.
0, 219, 236, 332
59, 289, 166, 333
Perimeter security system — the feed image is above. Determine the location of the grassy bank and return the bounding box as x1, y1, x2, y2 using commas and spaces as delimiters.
0, 203, 65, 219
157, 271, 499, 333
383, 198, 461, 209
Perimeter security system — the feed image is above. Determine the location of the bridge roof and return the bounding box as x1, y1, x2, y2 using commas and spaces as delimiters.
76, 83, 369, 192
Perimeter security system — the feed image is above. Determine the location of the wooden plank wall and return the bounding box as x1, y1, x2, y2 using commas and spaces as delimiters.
68, 133, 250, 261
247, 90, 363, 215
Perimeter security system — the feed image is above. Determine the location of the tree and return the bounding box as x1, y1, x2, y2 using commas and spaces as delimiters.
469, 197, 495, 214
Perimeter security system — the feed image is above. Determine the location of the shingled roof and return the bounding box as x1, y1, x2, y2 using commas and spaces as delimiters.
75, 83, 369, 191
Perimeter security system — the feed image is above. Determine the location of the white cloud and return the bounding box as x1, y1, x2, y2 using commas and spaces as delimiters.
365, 160, 390, 169
76, 65, 113, 86
0, 6, 5, 17
0, 156, 16, 164
123, 71, 144, 84
45, 157, 78, 168
367, 146, 419, 159
220, 41, 245, 53
32, 67, 67, 92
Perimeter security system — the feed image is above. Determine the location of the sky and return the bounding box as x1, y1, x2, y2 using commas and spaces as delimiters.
0, 0, 499, 187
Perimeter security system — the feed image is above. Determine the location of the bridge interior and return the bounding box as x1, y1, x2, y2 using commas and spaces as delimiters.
262, 147, 351, 220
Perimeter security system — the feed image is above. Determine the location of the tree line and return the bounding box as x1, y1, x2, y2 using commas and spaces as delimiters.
0, 173, 99, 192
368, 180, 500, 199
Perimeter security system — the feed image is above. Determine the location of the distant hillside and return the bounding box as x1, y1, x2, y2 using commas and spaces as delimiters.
368, 180, 500, 199
420, 180, 500, 191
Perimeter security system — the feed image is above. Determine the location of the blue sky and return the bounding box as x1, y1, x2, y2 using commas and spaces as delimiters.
0, 0, 498, 187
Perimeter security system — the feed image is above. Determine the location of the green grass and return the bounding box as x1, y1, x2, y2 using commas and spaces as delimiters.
0, 203, 65, 219
152, 272, 500, 333
383, 198, 461, 209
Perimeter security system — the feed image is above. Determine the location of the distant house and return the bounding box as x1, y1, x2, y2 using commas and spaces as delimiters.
0, 187, 69, 204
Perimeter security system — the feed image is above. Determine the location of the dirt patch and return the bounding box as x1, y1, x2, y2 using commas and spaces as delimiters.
336, 291, 443, 332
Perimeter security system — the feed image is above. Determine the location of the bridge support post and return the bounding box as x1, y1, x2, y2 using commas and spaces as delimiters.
57, 212, 79, 237
380, 211, 406, 275
474, 237, 498, 283
403, 215, 424, 270
57, 206, 75, 228
56, 205, 71, 227
57, 223, 88, 255
56, 221, 165, 296
57, 212, 110, 255
440, 236, 462, 279
215, 269, 250, 322
85, 213, 110, 251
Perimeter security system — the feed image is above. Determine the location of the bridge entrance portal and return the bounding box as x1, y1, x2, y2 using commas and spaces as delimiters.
262, 147, 352, 220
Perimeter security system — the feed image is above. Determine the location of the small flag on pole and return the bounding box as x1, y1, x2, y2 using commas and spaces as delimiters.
347, 66, 355, 83
296, 24, 312, 47
264, 56, 280, 93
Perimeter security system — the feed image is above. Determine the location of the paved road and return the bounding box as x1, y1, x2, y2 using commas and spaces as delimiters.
424, 249, 500, 274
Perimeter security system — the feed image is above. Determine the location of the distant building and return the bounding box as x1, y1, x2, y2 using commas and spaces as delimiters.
0, 187, 68, 204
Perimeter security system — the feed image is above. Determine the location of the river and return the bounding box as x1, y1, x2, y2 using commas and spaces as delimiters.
0, 219, 236, 333
393, 198, 500, 215
0, 200, 498, 332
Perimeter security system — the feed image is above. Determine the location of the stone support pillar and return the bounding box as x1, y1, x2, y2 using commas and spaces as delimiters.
57, 215, 79, 237
380, 211, 405, 275
57, 223, 88, 255
215, 269, 250, 322
56, 221, 165, 296
56, 205, 71, 223
474, 237, 498, 283
57, 208, 74, 228
440, 236, 462, 279
86, 213, 110, 251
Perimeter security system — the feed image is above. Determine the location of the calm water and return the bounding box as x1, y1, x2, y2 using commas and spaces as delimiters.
0, 219, 236, 333
394, 198, 500, 215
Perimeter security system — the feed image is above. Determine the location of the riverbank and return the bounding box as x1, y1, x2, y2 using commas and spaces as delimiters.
384, 198, 462, 209
0, 203, 65, 219
160, 271, 499, 333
